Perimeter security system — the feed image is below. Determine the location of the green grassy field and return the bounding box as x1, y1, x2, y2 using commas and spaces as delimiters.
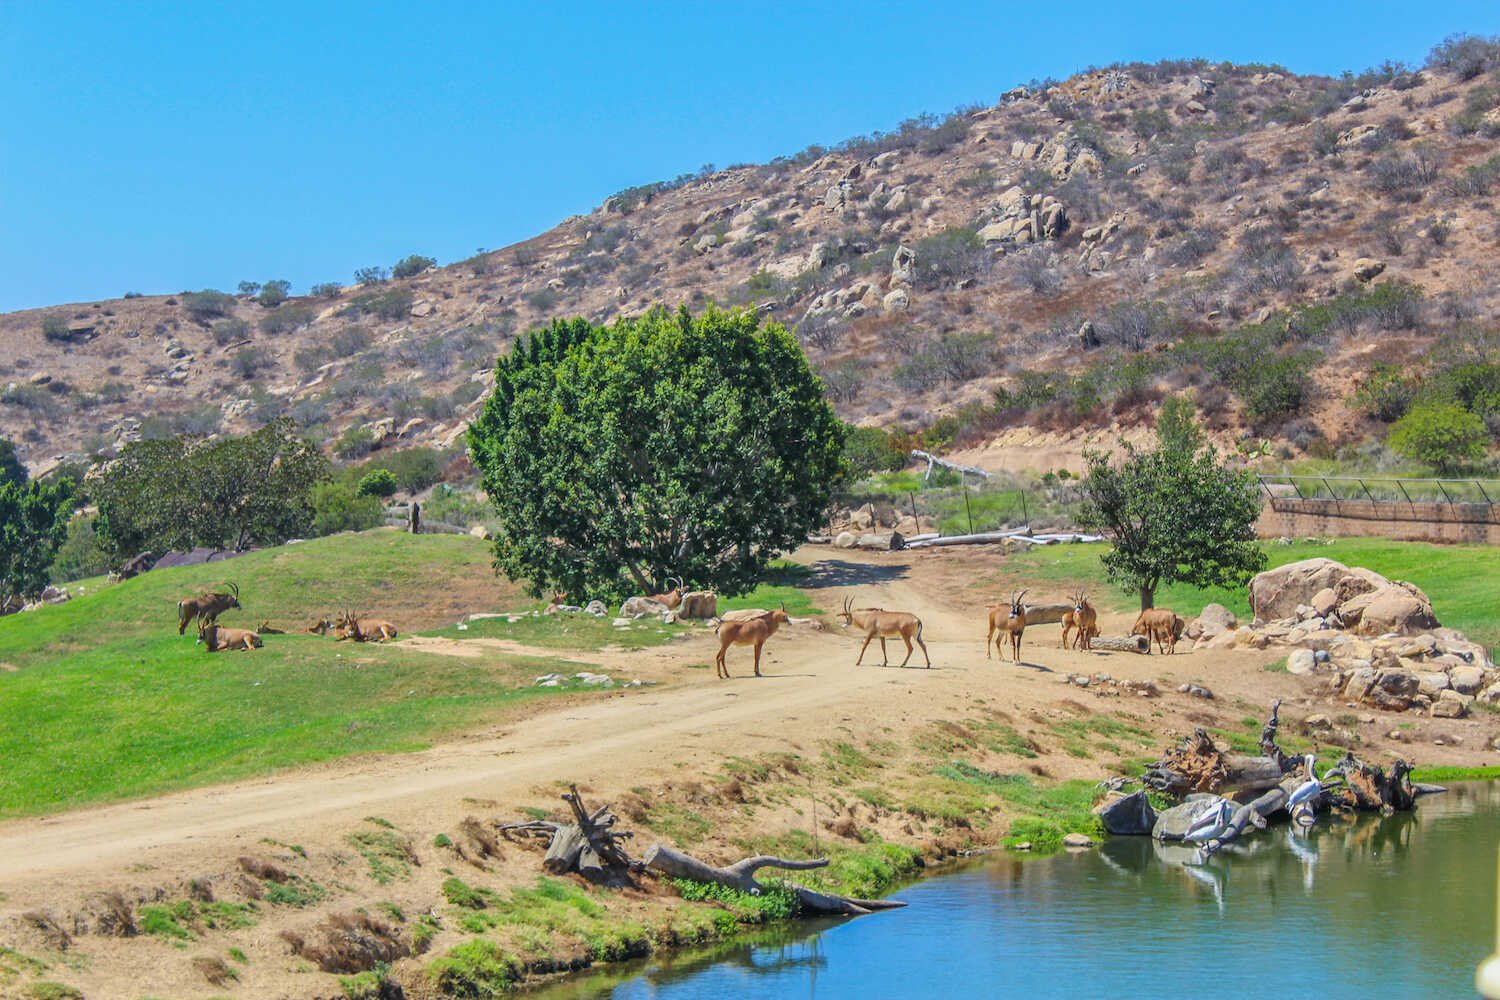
0, 531, 610, 818
993, 537, 1500, 648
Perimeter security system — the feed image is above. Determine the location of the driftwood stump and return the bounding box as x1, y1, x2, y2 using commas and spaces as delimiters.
644, 844, 906, 917
500, 786, 636, 883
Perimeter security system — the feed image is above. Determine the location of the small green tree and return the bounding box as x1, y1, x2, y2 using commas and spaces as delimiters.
1387, 401, 1487, 474
41, 314, 73, 343
1078, 399, 1266, 610
0, 438, 26, 488
311, 481, 384, 535
95, 418, 328, 561
0, 478, 74, 605
257, 279, 291, 307
468, 307, 846, 600
356, 468, 399, 498
181, 289, 237, 323
50, 512, 111, 583
392, 254, 436, 279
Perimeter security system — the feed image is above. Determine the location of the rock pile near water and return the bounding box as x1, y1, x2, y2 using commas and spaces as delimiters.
1184, 557, 1494, 720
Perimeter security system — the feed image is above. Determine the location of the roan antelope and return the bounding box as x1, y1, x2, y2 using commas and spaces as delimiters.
987, 590, 1028, 663
1131, 608, 1184, 655
197, 620, 263, 652
713, 604, 790, 678
176, 582, 241, 635
648, 577, 685, 610
333, 610, 399, 642
1060, 591, 1098, 651
256, 620, 287, 635
838, 596, 930, 668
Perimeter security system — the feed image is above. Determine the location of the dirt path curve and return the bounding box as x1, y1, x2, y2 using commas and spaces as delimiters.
0, 548, 1331, 900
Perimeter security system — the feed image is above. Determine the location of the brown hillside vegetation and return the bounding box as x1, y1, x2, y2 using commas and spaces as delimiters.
6, 45, 1500, 473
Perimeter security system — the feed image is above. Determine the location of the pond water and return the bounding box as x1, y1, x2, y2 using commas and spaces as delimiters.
542, 781, 1500, 999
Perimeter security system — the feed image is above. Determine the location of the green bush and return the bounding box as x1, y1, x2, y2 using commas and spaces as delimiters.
844, 425, 908, 476
181, 289, 236, 323
50, 513, 111, 583
311, 281, 343, 298
230, 347, 272, 380
392, 254, 436, 279
1351, 363, 1418, 422
346, 288, 413, 321
1235, 353, 1316, 427
379, 447, 444, 492
259, 304, 316, 336
41, 314, 73, 342
211, 317, 250, 346
333, 427, 376, 460
1387, 401, 1487, 474
354, 266, 389, 285
310, 481, 384, 535
356, 469, 399, 498
913, 227, 987, 289
427, 939, 520, 997
671, 877, 800, 922
257, 279, 291, 307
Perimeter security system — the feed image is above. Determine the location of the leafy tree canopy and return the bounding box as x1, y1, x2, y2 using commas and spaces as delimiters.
0, 438, 26, 489
468, 306, 846, 601
1077, 397, 1266, 609
0, 477, 74, 606
94, 418, 328, 563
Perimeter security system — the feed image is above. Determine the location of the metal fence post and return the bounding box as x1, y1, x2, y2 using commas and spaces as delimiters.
963, 485, 974, 535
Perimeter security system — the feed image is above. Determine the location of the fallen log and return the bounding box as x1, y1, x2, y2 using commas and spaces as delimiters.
644, 844, 907, 917
1141, 726, 1291, 796
905, 531, 1025, 549
1087, 634, 1151, 654
911, 449, 993, 481
1020, 602, 1071, 626
854, 531, 904, 551
500, 785, 635, 884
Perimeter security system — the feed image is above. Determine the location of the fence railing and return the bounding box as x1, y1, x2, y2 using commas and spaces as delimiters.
1257, 475, 1500, 508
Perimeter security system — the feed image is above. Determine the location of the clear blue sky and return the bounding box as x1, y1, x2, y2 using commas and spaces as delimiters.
3, 1, 1498, 313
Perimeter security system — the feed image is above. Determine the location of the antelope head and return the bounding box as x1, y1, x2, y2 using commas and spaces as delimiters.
1010, 590, 1028, 618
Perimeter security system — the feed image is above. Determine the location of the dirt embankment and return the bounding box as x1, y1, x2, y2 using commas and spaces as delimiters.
0, 546, 1491, 999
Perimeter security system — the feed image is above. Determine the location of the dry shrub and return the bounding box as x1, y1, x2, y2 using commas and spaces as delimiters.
719, 778, 746, 803
238, 855, 290, 883
187, 878, 215, 902
455, 815, 505, 869
290, 912, 409, 974
192, 955, 236, 986
93, 892, 138, 937
22, 911, 71, 950
826, 815, 861, 840
615, 792, 651, 823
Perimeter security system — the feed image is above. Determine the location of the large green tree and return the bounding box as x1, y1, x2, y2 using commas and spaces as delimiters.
95, 418, 328, 562
468, 306, 846, 600
1077, 397, 1266, 610
0, 477, 73, 606
0, 437, 26, 489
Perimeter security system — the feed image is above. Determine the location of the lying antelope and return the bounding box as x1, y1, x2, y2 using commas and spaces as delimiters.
177, 582, 240, 635
987, 590, 1028, 662
838, 596, 930, 668
545, 592, 579, 614
257, 620, 287, 635
197, 620, 263, 652
306, 618, 334, 635
1060, 591, 1098, 651
333, 610, 399, 642
1131, 608, 1184, 655
714, 604, 789, 678
647, 577, 685, 610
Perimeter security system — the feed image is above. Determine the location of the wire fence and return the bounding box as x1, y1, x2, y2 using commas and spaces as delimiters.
1257, 475, 1500, 508
833, 471, 1084, 536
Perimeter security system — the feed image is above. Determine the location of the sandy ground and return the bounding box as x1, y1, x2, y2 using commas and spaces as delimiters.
1, 545, 1494, 998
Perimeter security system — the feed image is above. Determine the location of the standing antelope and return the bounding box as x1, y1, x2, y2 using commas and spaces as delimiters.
197, 620, 263, 652
177, 582, 241, 635
1131, 608, 1184, 655
648, 577, 685, 610
987, 590, 1028, 663
838, 596, 930, 668
713, 604, 790, 678
1061, 591, 1098, 651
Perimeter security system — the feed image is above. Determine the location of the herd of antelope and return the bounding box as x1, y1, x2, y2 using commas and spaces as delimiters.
711, 587, 1185, 677
173, 581, 398, 653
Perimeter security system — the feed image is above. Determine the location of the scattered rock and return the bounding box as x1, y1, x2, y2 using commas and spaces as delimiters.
1432, 689, 1472, 719
1305, 714, 1332, 730
1287, 649, 1317, 675
584, 600, 607, 617
620, 596, 669, 618
1095, 791, 1157, 836
1353, 257, 1386, 282
1062, 832, 1095, 848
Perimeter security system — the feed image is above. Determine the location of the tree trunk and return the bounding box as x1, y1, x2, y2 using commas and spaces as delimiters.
1138, 584, 1155, 611
1088, 634, 1150, 653
643, 844, 906, 917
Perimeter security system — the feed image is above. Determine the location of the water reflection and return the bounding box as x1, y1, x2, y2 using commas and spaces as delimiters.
543, 782, 1499, 1000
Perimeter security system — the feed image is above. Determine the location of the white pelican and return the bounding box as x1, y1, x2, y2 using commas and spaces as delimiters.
1183, 798, 1235, 843
1286, 754, 1322, 812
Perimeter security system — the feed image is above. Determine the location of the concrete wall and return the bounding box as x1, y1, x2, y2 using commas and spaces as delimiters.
1256, 498, 1500, 545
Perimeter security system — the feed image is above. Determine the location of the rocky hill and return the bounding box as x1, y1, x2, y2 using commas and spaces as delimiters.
6, 41, 1500, 476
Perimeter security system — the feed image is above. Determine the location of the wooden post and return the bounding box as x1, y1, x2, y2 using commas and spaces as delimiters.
963, 486, 974, 535
909, 491, 919, 535
408, 501, 421, 535
1020, 490, 1030, 532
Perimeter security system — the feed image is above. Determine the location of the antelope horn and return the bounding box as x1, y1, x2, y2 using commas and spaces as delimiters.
227, 582, 239, 598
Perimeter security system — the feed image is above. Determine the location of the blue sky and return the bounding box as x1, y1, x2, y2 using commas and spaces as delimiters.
3, 1, 1498, 313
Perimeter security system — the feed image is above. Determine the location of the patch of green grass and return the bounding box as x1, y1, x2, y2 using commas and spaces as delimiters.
347, 822, 416, 885
717, 561, 820, 618
670, 878, 800, 922
139, 901, 195, 940
339, 965, 392, 1000
411, 913, 440, 953
643, 801, 713, 848
821, 741, 875, 780
1003, 537, 1500, 648
1264, 657, 1289, 673
0, 945, 48, 978
197, 901, 258, 930
23, 984, 83, 1000
852, 785, 892, 809
433, 833, 453, 848
227, 947, 248, 965
440, 607, 686, 651
427, 939, 520, 997
731, 831, 920, 899
442, 876, 497, 910
932, 761, 1104, 850
1411, 765, 1500, 782
263, 877, 327, 908
0, 530, 606, 819
1047, 713, 1152, 760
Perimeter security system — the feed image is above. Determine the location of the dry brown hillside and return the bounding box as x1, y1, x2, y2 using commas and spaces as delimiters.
6, 46, 1500, 475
